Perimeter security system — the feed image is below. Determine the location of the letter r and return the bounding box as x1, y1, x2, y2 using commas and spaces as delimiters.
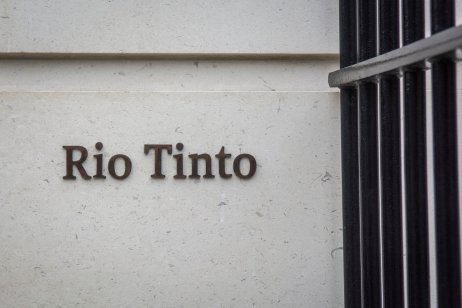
63, 145, 91, 180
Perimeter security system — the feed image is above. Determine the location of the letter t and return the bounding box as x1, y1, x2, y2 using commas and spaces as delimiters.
144, 144, 172, 178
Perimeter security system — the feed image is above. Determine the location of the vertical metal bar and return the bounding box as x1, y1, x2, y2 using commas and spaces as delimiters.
341, 89, 361, 308
339, 0, 361, 307
359, 81, 380, 308
402, 1, 430, 307
358, 0, 381, 306
379, 1, 404, 307
431, 1, 461, 307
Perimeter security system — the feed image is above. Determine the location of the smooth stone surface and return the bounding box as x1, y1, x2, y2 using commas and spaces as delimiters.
0, 0, 339, 54
0, 91, 343, 307
0, 59, 339, 92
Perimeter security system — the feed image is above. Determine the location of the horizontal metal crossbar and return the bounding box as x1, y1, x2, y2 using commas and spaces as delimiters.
329, 24, 462, 87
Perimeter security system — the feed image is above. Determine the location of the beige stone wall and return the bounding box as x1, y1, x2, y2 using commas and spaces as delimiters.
0, 1, 343, 307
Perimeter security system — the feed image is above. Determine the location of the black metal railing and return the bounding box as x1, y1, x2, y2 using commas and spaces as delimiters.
330, 1, 461, 307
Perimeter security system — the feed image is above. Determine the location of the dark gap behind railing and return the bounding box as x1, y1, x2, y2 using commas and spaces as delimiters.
403, 1, 431, 307
431, 1, 461, 307
358, 0, 381, 307
379, 0, 404, 307
339, 1, 361, 307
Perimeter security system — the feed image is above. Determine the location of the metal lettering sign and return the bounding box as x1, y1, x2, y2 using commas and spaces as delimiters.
62, 142, 257, 180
